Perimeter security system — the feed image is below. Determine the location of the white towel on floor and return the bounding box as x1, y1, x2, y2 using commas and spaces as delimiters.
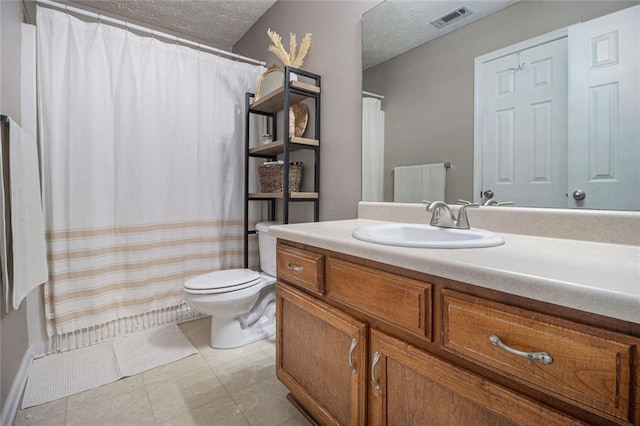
8, 118, 48, 309
393, 163, 446, 203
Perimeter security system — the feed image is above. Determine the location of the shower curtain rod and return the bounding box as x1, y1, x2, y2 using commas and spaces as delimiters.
35, 0, 267, 67
362, 90, 384, 100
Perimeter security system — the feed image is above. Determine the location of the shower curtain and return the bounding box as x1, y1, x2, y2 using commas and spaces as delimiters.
37, 7, 264, 351
362, 97, 385, 202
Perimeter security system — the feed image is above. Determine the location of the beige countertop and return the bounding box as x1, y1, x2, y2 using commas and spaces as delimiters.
270, 218, 640, 325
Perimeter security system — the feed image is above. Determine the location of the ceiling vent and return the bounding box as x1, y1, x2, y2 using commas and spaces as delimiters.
431, 6, 472, 29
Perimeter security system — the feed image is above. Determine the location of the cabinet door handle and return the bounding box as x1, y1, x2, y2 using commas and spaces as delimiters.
371, 351, 382, 390
287, 263, 303, 273
489, 334, 553, 364
348, 338, 358, 373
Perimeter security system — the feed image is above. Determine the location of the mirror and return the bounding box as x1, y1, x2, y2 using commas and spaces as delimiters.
362, 0, 640, 210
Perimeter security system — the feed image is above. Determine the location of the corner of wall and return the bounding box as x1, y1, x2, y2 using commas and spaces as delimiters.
0, 345, 32, 426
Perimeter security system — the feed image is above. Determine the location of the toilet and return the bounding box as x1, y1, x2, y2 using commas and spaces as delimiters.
183, 221, 278, 349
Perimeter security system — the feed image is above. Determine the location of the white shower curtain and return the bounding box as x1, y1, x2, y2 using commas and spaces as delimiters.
37, 7, 264, 351
362, 97, 385, 202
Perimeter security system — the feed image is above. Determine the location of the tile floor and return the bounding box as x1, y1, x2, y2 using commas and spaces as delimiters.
13, 318, 311, 426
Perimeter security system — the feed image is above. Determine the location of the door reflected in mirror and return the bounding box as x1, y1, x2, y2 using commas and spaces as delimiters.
362, 0, 640, 211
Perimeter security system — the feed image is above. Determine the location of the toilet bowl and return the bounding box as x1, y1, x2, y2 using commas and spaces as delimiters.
183, 221, 279, 348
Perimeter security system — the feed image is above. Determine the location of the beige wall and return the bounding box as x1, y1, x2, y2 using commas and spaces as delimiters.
363, 1, 638, 203
0, 0, 30, 412
234, 0, 378, 221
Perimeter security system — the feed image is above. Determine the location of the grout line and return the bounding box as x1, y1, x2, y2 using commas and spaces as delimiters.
237, 404, 253, 426
141, 376, 159, 426
62, 398, 68, 426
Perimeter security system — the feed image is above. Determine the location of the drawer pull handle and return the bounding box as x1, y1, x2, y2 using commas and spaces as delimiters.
371, 351, 382, 390
489, 334, 553, 364
287, 263, 303, 273
348, 338, 358, 374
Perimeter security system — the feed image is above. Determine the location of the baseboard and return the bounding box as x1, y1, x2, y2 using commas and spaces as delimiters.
286, 393, 320, 426
0, 345, 32, 426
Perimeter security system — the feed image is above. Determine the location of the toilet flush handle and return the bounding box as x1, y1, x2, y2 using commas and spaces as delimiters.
287, 263, 303, 273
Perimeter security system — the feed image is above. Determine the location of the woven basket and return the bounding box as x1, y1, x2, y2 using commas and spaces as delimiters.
259, 162, 303, 193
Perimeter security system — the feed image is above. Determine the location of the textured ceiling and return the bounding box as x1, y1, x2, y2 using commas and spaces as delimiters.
71, 0, 277, 51
363, 0, 515, 69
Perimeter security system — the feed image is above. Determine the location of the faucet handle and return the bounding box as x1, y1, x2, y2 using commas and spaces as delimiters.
457, 199, 472, 205
496, 201, 515, 206
456, 203, 479, 229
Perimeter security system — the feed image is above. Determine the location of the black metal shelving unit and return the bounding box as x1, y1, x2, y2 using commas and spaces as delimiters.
243, 66, 321, 267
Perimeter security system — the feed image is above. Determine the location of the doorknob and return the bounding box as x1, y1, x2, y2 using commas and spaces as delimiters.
572, 190, 586, 201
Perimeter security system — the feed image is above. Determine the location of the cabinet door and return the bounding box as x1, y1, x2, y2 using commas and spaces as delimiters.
276, 283, 367, 425
368, 329, 583, 426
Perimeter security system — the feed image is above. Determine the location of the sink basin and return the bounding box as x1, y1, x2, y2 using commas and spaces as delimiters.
352, 223, 504, 249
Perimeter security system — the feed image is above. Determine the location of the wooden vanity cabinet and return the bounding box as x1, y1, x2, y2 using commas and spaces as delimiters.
276, 284, 367, 425
368, 329, 583, 426
325, 258, 432, 341
275, 242, 640, 426
442, 290, 637, 424
277, 244, 325, 295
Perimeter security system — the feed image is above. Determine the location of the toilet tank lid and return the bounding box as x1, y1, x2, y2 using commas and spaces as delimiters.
256, 221, 280, 233
184, 269, 261, 291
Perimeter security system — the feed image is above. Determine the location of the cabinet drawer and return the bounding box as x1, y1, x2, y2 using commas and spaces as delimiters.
370, 329, 583, 426
326, 258, 431, 340
442, 290, 636, 423
277, 244, 324, 295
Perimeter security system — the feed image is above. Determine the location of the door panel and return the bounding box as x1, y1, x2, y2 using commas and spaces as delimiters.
481, 37, 568, 207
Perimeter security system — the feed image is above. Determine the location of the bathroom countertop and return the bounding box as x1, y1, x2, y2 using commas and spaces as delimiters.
269, 219, 640, 325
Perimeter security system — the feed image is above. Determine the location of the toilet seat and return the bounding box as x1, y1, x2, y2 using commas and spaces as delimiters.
184, 269, 262, 295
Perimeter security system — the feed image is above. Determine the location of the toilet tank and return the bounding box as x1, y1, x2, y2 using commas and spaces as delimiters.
256, 221, 279, 276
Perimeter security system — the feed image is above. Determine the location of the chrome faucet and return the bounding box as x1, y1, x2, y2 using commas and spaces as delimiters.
424, 200, 478, 230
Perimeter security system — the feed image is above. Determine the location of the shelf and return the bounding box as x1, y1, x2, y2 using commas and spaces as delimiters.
244, 68, 320, 268
250, 81, 321, 114
249, 137, 320, 157
249, 192, 319, 200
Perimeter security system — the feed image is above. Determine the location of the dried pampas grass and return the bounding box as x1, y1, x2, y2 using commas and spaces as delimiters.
267, 29, 312, 68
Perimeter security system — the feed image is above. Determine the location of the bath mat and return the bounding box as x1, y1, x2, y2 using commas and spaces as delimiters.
22, 323, 197, 408
113, 323, 198, 376
21, 341, 120, 409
